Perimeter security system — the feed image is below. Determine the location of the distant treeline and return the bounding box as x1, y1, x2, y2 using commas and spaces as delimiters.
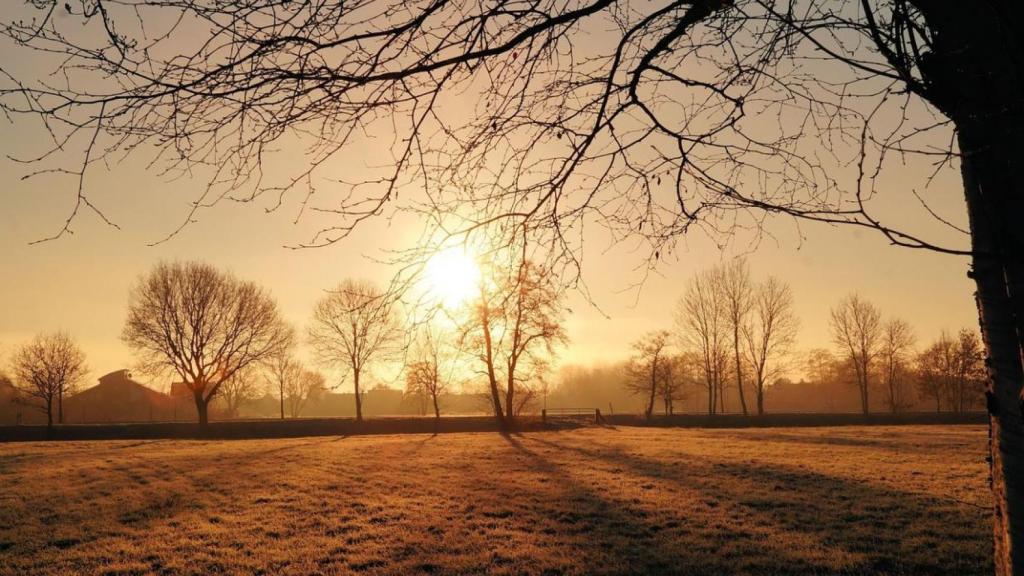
596, 259, 985, 418
0, 373, 501, 426
0, 258, 985, 427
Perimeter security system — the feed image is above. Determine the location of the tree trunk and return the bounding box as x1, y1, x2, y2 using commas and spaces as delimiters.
353, 368, 363, 422
505, 373, 515, 422
960, 124, 1024, 576
280, 386, 285, 420
58, 385, 63, 424
734, 330, 748, 416
857, 365, 870, 416
196, 395, 209, 427
907, 3, 1024, 568
645, 365, 657, 420
433, 394, 440, 419
755, 381, 764, 416
487, 377, 504, 426
477, 295, 505, 426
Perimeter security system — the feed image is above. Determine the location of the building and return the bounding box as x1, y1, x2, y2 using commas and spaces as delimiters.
0, 376, 47, 425
63, 369, 177, 423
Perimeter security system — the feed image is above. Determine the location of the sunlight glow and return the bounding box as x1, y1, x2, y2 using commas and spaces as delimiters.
424, 246, 481, 308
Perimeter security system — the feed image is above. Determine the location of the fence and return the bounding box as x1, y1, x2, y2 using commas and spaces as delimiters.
541, 408, 605, 425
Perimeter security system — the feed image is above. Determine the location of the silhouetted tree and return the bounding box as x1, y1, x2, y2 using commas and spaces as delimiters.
499, 261, 567, 421
626, 331, 672, 420
11, 332, 87, 429
309, 279, 401, 422
715, 259, 753, 416
266, 350, 303, 420
287, 370, 326, 418
464, 272, 506, 424
880, 318, 916, 414
458, 254, 567, 425
918, 329, 985, 415
404, 328, 448, 419
123, 262, 293, 428
218, 367, 262, 419
917, 334, 953, 412
950, 330, 985, 414
6, 2, 1024, 567
657, 353, 690, 416
830, 295, 882, 415
677, 268, 729, 414
803, 348, 841, 413
742, 276, 798, 416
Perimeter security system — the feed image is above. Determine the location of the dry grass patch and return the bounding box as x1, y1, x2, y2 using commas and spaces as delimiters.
0, 425, 990, 575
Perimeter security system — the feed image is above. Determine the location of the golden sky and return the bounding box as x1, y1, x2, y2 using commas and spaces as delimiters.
0, 149, 976, 389
0, 3, 979, 390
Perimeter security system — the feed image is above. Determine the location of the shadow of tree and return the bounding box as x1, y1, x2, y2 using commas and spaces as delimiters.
526, 434, 989, 575
0, 429, 990, 576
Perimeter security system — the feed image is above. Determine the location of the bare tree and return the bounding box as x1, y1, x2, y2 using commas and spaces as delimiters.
916, 333, 954, 413
805, 349, 838, 386
919, 329, 986, 415
742, 276, 798, 416
880, 318, 916, 414
804, 348, 841, 413
286, 369, 326, 418
460, 264, 506, 424
218, 367, 262, 420
625, 331, 672, 420
404, 329, 448, 419
11, 332, 88, 429
266, 350, 304, 420
657, 353, 690, 416
309, 279, 401, 422
677, 268, 729, 415
499, 260, 567, 422
830, 294, 882, 416
458, 255, 567, 425
511, 362, 550, 417
405, 360, 439, 417
6, 1, 1024, 567
716, 259, 753, 416
123, 261, 293, 427
950, 330, 986, 414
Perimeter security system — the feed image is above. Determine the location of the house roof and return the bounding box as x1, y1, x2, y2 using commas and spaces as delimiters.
68, 369, 169, 405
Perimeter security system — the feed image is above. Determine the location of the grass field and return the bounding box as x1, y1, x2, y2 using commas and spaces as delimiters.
0, 425, 990, 575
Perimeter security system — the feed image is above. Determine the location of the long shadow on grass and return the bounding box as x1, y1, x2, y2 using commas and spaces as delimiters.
496, 433, 873, 576
707, 431, 901, 451
705, 429, 979, 454
528, 435, 990, 576
497, 433, 706, 575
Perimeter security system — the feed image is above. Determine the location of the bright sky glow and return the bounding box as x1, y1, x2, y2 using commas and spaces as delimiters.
423, 246, 481, 309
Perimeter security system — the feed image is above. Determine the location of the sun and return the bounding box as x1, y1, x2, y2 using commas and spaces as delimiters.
424, 246, 481, 308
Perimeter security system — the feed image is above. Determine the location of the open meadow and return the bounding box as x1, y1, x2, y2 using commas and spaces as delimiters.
0, 425, 990, 575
